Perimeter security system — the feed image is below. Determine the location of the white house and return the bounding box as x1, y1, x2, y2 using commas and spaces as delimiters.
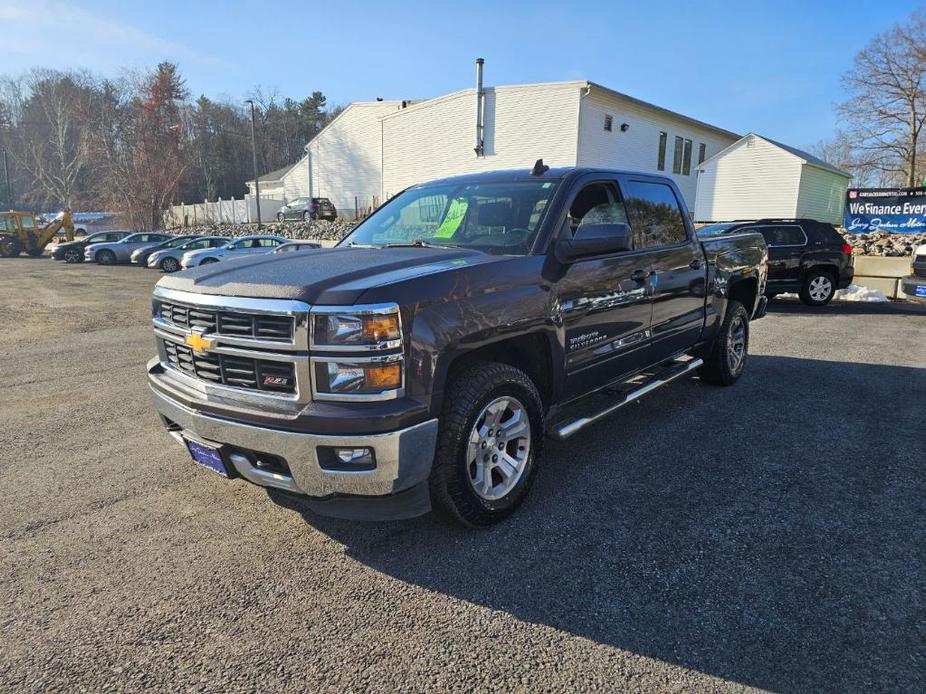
245, 164, 293, 200
694, 133, 851, 225
278, 74, 740, 217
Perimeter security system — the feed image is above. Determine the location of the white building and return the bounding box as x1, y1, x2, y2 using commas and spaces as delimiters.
245, 164, 293, 200
275, 75, 740, 217
694, 133, 851, 225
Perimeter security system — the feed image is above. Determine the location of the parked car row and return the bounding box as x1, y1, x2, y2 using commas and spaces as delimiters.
51, 231, 319, 272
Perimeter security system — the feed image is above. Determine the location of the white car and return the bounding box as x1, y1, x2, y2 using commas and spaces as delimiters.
179, 235, 288, 269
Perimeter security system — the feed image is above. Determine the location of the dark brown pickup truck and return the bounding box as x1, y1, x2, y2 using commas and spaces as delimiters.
147, 165, 768, 526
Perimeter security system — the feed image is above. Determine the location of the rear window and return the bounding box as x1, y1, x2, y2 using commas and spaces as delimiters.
759, 225, 806, 247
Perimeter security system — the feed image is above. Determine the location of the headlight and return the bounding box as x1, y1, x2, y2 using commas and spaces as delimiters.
310, 304, 404, 400
310, 305, 401, 350
314, 357, 403, 397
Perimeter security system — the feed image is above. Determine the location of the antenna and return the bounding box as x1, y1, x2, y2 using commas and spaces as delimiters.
531, 159, 550, 176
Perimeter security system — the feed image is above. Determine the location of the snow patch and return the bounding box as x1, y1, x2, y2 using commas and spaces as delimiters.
833, 284, 888, 302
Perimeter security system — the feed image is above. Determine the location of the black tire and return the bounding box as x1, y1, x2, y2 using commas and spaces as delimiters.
160, 256, 181, 273
63, 248, 83, 263
429, 362, 544, 527
302, 211, 309, 222
0, 234, 21, 258
26, 247, 45, 257
96, 249, 116, 265
277, 212, 285, 222
699, 300, 749, 386
799, 269, 836, 306
199, 257, 219, 265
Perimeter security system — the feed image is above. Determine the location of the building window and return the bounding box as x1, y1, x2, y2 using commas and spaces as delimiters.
672, 136, 683, 174
698, 142, 706, 165
604, 114, 613, 132
682, 139, 692, 175
657, 131, 667, 171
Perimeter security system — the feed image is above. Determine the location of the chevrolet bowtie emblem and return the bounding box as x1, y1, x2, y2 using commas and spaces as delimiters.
185, 332, 215, 353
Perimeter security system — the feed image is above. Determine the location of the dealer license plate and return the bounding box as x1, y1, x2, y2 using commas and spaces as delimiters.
916, 285, 926, 297
184, 438, 229, 477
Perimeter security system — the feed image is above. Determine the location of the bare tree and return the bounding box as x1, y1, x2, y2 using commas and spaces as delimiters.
1, 69, 96, 209
838, 11, 926, 187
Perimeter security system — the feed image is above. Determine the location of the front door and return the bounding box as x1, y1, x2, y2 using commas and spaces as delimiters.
620, 176, 706, 361
555, 178, 654, 400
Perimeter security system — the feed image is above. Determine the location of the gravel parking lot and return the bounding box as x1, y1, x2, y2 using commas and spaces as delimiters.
1, 258, 924, 693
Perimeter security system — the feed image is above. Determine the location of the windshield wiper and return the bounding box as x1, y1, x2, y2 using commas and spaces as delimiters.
345, 242, 382, 248
384, 239, 460, 249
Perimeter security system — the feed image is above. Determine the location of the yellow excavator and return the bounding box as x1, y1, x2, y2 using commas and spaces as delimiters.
0, 209, 75, 257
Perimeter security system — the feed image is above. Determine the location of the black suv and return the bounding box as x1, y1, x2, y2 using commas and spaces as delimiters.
276, 197, 337, 222
699, 219, 853, 306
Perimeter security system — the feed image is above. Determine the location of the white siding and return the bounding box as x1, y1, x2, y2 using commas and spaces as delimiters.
577, 89, 738, 209
693, 136, 804, 222
795, 165, 849, 225
381, 83, 580, 197
294, 102, 400, 216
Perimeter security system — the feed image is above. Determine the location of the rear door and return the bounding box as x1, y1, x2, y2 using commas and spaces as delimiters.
554, 176, 654, 399
620, 176, 706, 361
754, 224, 806, 289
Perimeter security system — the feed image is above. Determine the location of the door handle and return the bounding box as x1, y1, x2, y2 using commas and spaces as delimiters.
630, 269, 650, 283
689, 258, 702, 270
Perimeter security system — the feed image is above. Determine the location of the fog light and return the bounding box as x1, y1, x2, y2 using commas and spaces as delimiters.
318, 445, 376, 471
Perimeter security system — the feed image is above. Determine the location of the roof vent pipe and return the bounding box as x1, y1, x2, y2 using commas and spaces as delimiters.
474, 58, 485, 157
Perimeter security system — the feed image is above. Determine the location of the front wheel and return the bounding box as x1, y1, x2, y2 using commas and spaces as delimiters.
699, 299, 749, 386
800, 270, 835, 306
277, 212, 285, 222
199, 257, 219, 265
0, 234, 21, 257
160, 256, 181, 273
96, 249, 116, 265
429, 363, 543, 527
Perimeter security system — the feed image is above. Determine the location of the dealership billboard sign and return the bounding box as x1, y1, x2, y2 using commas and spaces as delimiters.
844, 188, 926, 233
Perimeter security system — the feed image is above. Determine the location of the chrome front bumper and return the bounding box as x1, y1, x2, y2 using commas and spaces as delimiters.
150, 384, 439, 500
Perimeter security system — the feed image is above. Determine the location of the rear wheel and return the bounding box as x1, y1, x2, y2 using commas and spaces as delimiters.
96, 249, 116, 265
699, 300, 749, 386
0, 234, 21, 257
277, 212, 285, 222
26, 247, 45, 257
429, 363, 543, 527
160, 256, 181, 273
800, 270, 835, 306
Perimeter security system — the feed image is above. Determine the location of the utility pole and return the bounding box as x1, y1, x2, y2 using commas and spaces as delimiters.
245, 99, 262, 228
2, 150, 12, 210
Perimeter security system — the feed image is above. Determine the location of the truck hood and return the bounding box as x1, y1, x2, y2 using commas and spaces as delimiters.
156, 246, 504, 304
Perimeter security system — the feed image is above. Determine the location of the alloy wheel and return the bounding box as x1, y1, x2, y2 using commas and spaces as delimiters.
808, 276, 833, 302
726, 314, 747, 375
161, 257, 180, 273
465, 396, 532, 501
63, 248, 81, 263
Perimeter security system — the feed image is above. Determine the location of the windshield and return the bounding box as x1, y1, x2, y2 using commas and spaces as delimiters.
696, 223, 737, 237
340, 180, 560, 254
164, 236, 192, 248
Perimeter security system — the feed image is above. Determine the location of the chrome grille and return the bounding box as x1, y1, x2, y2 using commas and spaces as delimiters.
162, 340, 296, 394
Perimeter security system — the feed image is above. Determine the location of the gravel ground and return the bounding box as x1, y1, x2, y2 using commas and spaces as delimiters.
1, 258, 924, 693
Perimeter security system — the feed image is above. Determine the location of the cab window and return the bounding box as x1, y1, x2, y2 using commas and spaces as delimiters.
623, 180, 688, 249
566, 182, 627, 236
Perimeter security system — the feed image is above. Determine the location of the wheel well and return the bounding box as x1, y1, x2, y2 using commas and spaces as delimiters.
804, 264, 838, 280
445, 333, 554, 407
727, 277, 758, 314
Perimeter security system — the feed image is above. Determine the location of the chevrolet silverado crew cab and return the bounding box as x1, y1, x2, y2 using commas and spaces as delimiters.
148, 164, 768, 526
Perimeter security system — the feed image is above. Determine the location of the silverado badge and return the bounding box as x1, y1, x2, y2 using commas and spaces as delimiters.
185, 332, 215, 354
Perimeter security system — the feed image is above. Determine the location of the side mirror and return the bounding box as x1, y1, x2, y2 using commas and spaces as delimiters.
555, 223, 633, 263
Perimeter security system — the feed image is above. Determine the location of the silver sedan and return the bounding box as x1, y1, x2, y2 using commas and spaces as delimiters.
147, 236, 229, 272
180, 235, 288, 269
85, 232, 172, 265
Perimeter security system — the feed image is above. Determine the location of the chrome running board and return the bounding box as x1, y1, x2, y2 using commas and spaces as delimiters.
549, 357, 703, 441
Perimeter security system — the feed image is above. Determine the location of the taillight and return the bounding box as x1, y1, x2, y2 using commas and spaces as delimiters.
842, 241, 852, 255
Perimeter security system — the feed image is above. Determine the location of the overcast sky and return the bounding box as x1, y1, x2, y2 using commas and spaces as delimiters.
2, 0, 922, 149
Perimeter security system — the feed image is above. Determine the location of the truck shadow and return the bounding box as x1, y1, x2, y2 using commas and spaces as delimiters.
270, 355, 925, 692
